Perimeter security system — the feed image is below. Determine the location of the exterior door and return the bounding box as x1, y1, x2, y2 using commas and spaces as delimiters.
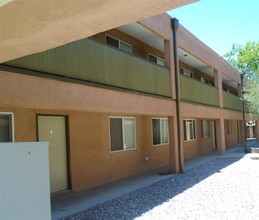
37, 115, 68, 193
211, 120, 217, 150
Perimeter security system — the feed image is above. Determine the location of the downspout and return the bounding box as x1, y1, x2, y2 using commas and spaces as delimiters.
241, 74, 248, 152
171, 18, 183, 173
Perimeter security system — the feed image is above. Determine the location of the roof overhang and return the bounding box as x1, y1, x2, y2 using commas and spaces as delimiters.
0, 0, 197, 63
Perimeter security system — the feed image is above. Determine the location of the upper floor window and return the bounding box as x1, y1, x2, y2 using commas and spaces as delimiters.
152, 118, 169, 145
223, 88, 230, 93
0, 113, 14, 142
148, 54, 165, 67
183, 119, 196, 141
180, 68, 193, 78
201, 120, 210, 138
105, 35, 132, 53
109, 117, 136, 152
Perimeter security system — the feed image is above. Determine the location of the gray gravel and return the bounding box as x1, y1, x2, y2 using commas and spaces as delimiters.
62, 154, 259, 220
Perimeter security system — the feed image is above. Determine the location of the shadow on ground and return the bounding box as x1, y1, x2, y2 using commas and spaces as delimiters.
62, 156, 242, 220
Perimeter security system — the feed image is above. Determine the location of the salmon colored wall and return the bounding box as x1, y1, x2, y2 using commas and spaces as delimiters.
0, 105, 170, 191
225, 120, 239, 148
93, 28, 164, 60
183, 118, 213, 160
0, 70, 175, 117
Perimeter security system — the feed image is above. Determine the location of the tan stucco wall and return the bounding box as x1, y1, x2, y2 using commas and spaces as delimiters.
0, 70, 175, 116
0, 106, 170, 192
0, 0, 196, 63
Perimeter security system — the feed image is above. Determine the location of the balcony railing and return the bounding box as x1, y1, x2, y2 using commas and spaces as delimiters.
5, 38, 171, 97
180, 75, 219, 106
223, 91, 242, 111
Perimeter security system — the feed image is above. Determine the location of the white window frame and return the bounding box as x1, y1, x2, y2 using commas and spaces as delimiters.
201, 120, 210, 138
105, 34, 132, 53
0, 112, 15, 142
152, 118, 169, 146
183, 119, 196, 141
148, 53, 165, 67
109, 116, 136, 152
180, 68, 193, 78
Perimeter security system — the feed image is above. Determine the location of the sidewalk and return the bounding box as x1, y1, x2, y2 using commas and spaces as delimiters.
51, 141, 257, 220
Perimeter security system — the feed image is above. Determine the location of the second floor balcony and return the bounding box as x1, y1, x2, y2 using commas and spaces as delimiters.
180, 75, 219, 107
4, 38, 171, 98
223, 91, 242, 111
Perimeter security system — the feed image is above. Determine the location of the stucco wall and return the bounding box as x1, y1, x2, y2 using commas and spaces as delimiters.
0, 105, 170, 191
183, 118, 213, 160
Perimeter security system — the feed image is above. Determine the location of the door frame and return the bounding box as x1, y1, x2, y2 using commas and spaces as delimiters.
211, 120, 217, 150
36, 114, 71, 193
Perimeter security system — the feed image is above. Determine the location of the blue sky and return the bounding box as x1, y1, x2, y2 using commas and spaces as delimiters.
167, 0, 259, 56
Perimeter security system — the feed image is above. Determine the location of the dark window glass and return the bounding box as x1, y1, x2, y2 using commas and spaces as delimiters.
148, 54, 157, 63
110, 118, 123, 151
0, 115, 11, 142
152, 119, 161, 145
106, 35, 119, 48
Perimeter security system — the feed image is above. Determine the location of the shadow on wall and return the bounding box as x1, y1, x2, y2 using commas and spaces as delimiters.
62, 156, 242, 220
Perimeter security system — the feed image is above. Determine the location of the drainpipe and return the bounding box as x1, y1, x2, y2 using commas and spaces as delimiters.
171, 18, 183, 173
241, 74, 248, 152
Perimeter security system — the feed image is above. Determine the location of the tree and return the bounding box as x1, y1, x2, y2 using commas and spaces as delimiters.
224, 41, 259, 116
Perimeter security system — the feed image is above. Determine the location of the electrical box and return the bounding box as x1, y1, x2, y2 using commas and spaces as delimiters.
0, 142, 51, 220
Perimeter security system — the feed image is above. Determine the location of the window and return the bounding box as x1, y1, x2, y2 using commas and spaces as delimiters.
183, 119, 196, 141
148, 54, 165, 67
226, 120, 232, 135
152, 118, 169, 145
199, 76, 206, 83
110, 117, 136, 151
105, 35, 132, 53
0, 113, 14, 142
180, 68, 193, 78
201, 120, 210, 138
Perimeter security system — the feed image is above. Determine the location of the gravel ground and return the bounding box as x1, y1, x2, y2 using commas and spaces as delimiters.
63, 154, 259, 220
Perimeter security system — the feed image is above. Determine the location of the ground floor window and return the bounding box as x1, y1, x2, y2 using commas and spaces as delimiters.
152, 118, 169, 145
109, 117, 136, 151
226, 120, 232, 135
183, 119, 196, 141
0, 113, 14, 142
201, 120, 210, 138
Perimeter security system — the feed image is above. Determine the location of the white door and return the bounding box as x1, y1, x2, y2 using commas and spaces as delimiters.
37, 116, 68, 193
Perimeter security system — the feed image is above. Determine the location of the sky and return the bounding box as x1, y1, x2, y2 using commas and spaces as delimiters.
167, 0, 259, 56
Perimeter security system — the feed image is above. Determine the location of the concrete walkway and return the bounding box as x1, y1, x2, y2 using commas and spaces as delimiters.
51, 141, 257, 220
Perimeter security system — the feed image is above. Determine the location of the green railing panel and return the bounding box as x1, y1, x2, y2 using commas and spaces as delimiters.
180, 75, 219, 106
223, 91, 242, 111
5, 38, 171, 97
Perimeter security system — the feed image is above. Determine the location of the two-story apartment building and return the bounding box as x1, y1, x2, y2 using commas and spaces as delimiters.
0, 13, 258, 194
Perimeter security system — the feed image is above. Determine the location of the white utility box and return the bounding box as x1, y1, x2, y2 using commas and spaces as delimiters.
0, 142, 51, 220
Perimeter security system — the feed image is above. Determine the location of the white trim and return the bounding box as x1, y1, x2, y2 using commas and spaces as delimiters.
148, 53, 165, 66
183, 119, 196, 142
105, 34, 132, 53
180, 67, 193, 78
151, 117, 169, 146
109, 116, 137, 152
0, 112, 15, 142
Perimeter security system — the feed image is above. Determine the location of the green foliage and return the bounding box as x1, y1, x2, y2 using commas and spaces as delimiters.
224, 41, 259, 116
